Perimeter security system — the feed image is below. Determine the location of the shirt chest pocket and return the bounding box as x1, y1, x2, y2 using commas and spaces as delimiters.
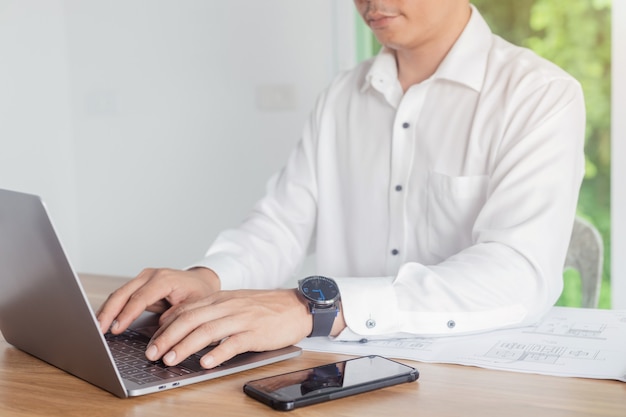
427, 172, 489, 260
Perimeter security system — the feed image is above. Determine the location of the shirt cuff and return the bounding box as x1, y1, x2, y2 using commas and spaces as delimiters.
333, 276, 401, 336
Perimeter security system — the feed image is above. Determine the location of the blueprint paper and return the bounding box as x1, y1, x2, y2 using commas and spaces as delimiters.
297, 307, 626, 382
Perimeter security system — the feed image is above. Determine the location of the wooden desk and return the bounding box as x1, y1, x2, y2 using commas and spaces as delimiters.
1, 274, 624, 417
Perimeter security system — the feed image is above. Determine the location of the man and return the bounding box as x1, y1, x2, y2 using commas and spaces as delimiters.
97, 0, 585, 370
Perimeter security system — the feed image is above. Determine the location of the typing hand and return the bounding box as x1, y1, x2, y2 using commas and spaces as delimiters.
96, 267, 220, 335
143, 289, 312, 369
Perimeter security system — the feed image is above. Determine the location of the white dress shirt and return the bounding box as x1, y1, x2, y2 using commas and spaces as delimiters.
194, 6, 585, 340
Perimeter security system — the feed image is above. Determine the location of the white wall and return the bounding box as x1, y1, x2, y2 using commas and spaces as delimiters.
0, 0, 356, 277
611, 0, 625, 308
0, 0, 80, 259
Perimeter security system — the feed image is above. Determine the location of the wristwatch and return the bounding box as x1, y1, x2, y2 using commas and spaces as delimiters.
297, 276, 341, 337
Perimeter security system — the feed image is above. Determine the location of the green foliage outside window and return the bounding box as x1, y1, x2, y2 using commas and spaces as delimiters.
354, 0, 613, 308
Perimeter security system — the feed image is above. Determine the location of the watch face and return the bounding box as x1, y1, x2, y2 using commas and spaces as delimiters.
300, 276, 339, 305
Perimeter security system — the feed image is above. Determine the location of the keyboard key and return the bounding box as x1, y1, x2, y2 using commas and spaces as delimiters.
106, 329, 212, 384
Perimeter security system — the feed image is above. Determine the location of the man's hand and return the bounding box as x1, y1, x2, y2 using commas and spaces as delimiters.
144, 289, 313, 369
96, 267, 220, 335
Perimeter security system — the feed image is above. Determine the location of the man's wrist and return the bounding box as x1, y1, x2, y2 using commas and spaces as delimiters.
189, 267, 221, 292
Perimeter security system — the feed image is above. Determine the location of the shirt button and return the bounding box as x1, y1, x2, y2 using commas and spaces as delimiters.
447, 320, 456, 329
391, 249, 399, 256
402, 122, 410, 129
366, 319, 376, 329
395, 185, 403, 192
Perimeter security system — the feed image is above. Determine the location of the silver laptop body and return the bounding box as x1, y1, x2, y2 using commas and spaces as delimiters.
0, 188, 301, 397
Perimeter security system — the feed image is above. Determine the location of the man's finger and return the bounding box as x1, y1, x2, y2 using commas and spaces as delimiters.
147, 300, 245, 365
96, 276, 149, 333
96, 269, 169, 333
199, 333, 250, 369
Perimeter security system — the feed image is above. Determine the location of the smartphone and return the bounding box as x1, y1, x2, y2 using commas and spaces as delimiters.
243, 355, 419, 411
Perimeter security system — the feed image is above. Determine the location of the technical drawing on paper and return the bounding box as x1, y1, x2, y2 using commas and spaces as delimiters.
483, 341, 602, 364
364, 338, 434, 351
525, 318, 608, 339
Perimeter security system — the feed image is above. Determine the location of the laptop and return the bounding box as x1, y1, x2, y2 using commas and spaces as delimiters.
0, 188, 301, 398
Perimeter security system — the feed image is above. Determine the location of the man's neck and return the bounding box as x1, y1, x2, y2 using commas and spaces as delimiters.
395, 7, 471, 92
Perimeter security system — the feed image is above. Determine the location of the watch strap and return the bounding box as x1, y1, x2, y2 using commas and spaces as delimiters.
309, 304, 338, 337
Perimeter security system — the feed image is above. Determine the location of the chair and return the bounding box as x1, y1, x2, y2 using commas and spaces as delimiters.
563, 216, 604, 308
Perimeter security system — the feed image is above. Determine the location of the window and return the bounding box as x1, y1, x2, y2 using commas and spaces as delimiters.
610, 1, 625, 309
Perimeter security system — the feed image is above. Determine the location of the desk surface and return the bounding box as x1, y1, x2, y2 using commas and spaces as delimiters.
1, 274, 624, 417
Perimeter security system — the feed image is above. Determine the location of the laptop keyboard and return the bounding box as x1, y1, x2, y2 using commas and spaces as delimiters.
106, 329, 207, 385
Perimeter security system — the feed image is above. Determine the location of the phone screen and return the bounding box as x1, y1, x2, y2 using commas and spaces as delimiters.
243, 355, 419, 411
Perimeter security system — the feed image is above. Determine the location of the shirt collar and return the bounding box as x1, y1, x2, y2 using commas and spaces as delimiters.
361, 4, 492, 94
361, 47, 399, 96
